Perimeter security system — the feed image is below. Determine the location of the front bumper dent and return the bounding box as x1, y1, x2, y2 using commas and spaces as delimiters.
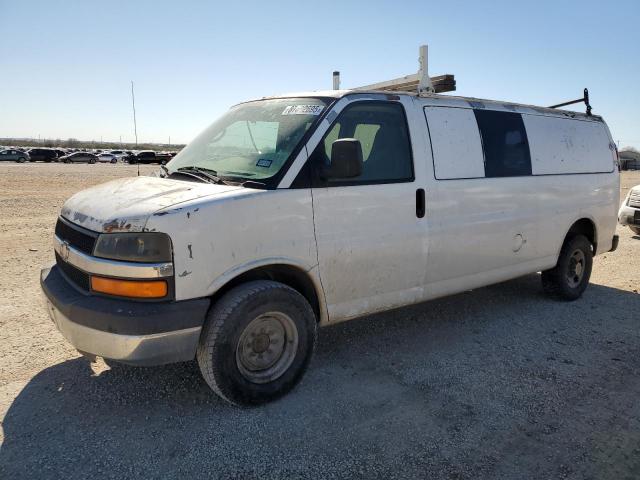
41, 266, 210, 366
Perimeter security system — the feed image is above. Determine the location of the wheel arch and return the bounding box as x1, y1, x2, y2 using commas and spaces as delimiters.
565, 217, 598, 253
208, 261, 327, 324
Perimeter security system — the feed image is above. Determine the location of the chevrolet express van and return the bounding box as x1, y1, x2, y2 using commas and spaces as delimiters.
41, 89, 620, 405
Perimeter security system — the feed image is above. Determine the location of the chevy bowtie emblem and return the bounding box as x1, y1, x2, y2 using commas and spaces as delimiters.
60, 240, 71, 262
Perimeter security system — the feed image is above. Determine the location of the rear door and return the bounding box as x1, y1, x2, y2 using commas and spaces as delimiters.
309, 99, 429, 322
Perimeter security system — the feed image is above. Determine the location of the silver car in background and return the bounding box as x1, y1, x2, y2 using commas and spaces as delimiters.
96, 153, 117, 163
59, 152, 98, 164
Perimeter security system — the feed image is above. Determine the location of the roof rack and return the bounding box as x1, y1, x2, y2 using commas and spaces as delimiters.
333, 45, 456, 95
548, 88, 592, 116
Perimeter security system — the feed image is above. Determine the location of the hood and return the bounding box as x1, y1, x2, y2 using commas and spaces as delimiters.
60, 176, 242, 233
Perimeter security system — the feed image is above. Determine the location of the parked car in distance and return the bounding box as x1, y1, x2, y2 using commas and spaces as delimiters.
41, 89, 620, 406
107, 150, 129, 161
97, 153, 118, 163
156, 152, 173, 164
128, 150, 159, 164
27, 148, 58, 162
59, 152, 98, 164
0, 149, 30, 162
619, 185, 640, 235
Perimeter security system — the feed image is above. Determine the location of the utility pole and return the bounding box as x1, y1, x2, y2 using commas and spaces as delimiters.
168, 136, 171, 146
131, 81, 138, 146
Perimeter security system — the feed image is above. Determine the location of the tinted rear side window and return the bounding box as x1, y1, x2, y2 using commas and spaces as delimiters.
474, 110, 531, 177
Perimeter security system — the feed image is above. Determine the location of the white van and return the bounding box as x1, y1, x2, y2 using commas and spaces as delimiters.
41, 89, 620, 405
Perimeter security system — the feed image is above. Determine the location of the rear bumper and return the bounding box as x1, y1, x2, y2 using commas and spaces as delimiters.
40, 266, 210, 366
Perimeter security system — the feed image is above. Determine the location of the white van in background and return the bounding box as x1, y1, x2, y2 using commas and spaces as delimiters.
41, 88, 619, 405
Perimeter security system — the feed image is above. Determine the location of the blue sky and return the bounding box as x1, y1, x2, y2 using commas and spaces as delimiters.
1, 0, 639, 147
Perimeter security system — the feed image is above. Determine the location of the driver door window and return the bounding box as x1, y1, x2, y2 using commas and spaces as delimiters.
312, 102, 414, 185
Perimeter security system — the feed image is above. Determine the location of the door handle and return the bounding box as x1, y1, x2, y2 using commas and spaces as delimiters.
416, 188, 425, 218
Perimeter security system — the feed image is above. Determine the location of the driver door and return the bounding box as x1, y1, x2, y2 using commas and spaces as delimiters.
309, 99, 428, 322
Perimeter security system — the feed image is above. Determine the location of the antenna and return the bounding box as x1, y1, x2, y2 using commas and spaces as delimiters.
332, 71, 340, 90
131, 81, 138, 146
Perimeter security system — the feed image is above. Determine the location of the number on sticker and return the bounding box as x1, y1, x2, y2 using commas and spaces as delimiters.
282, 105, 324, 116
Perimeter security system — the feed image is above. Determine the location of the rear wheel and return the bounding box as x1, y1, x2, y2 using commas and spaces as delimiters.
542, 234, 593, 301
630, 226, 640, 235
197, 280, 317, 406
17, 157, 26, 163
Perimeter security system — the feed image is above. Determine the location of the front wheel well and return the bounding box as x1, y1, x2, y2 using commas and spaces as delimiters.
566, 218, 597, 253
209, 264, 321, 321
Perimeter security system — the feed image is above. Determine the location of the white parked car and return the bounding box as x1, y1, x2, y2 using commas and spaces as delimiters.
41, 88, 619, 405
108, 150, 130, 161
619, 185, 640, 234
96, 153, 117, 163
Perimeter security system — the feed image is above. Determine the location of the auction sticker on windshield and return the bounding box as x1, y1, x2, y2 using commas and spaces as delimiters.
281, 105, 324, 116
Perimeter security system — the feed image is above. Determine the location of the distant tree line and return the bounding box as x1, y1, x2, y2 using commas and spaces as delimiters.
0, 137, 185, 152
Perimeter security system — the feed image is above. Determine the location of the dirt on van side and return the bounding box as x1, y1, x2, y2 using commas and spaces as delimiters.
0, 164, 639, 480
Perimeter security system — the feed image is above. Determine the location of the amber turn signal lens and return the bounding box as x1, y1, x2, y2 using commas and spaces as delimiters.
91, 276, 168, 298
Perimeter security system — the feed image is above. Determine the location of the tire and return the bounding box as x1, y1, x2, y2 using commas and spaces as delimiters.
89, 160, 96, 164
541, 234, 593, 301
630, 226, 640, 235
17, 157, 26, 163
197, 280, 317, 406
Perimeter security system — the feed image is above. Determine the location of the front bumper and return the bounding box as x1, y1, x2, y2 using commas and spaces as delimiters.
41, 266, 210, 366
618, 204, 639, 226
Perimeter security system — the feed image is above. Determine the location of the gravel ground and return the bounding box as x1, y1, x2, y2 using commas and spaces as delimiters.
0, 164, 639, 479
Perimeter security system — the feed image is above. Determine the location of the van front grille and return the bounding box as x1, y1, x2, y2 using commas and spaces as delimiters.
55, 217, 98, 255
629, 192, 640, 208
55, 252, 91, 292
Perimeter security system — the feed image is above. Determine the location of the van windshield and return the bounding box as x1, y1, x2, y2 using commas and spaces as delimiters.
167, 98, 329, 184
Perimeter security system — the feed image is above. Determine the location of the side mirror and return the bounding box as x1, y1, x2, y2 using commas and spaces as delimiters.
321, 138, 364, 180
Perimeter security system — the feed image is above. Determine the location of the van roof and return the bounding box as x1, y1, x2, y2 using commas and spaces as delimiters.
257, 89, 602, 122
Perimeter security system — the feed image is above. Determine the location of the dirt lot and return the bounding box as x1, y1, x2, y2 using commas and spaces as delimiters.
0, 164, 639, 479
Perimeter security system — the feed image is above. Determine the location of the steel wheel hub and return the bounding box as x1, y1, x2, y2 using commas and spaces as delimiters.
567, 249, 586, 288
236, 312, 298, 384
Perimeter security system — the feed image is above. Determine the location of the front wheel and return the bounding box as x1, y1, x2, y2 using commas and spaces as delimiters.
197, 280, 317, 406
541, 234, 593, 301
630, 226, 640, 235
17, 157, 26, 163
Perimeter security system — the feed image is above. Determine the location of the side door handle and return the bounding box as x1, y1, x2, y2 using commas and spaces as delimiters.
416, 188, 425, 218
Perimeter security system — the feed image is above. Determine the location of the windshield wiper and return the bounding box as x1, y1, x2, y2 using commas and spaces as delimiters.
242, 180, 269, 189
176, 166, 228, 185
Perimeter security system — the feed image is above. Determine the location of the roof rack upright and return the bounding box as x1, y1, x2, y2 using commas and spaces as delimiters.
548, 88, 593, 116
339, 45, 456, 95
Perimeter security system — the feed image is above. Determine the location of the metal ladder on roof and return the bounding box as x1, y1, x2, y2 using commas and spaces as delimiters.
332, 45, 456, 95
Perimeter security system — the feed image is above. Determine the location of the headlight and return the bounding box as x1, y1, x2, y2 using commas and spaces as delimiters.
93, 232, 172, 263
